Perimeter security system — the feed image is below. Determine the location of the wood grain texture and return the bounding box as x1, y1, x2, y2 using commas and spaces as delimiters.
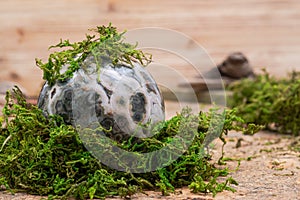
1, 0, 300, 96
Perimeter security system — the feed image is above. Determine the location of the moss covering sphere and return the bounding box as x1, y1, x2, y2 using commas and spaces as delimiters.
37, 57, 165, 140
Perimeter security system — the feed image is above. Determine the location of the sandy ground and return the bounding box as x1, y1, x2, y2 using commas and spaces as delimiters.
107, 131, 300, 200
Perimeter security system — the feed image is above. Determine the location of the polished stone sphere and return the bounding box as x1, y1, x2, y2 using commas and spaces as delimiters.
37, 57, 165, 141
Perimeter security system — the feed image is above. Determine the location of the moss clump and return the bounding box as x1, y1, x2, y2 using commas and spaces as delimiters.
228, 70, 300, 135
35, 24, 151, 86
0, 87, 260, 199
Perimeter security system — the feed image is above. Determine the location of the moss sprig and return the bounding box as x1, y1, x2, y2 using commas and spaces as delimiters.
35, 24, 152, 86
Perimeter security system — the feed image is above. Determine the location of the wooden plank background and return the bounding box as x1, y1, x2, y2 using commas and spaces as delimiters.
1, 0, 300, 96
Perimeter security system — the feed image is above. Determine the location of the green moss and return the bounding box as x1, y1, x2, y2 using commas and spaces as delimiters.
228, 70, 300, 135
0, 87, 261, 199
35, 24, 152, 86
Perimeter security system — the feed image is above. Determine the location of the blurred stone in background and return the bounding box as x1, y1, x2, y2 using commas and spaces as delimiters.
205, 52, 255, 84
